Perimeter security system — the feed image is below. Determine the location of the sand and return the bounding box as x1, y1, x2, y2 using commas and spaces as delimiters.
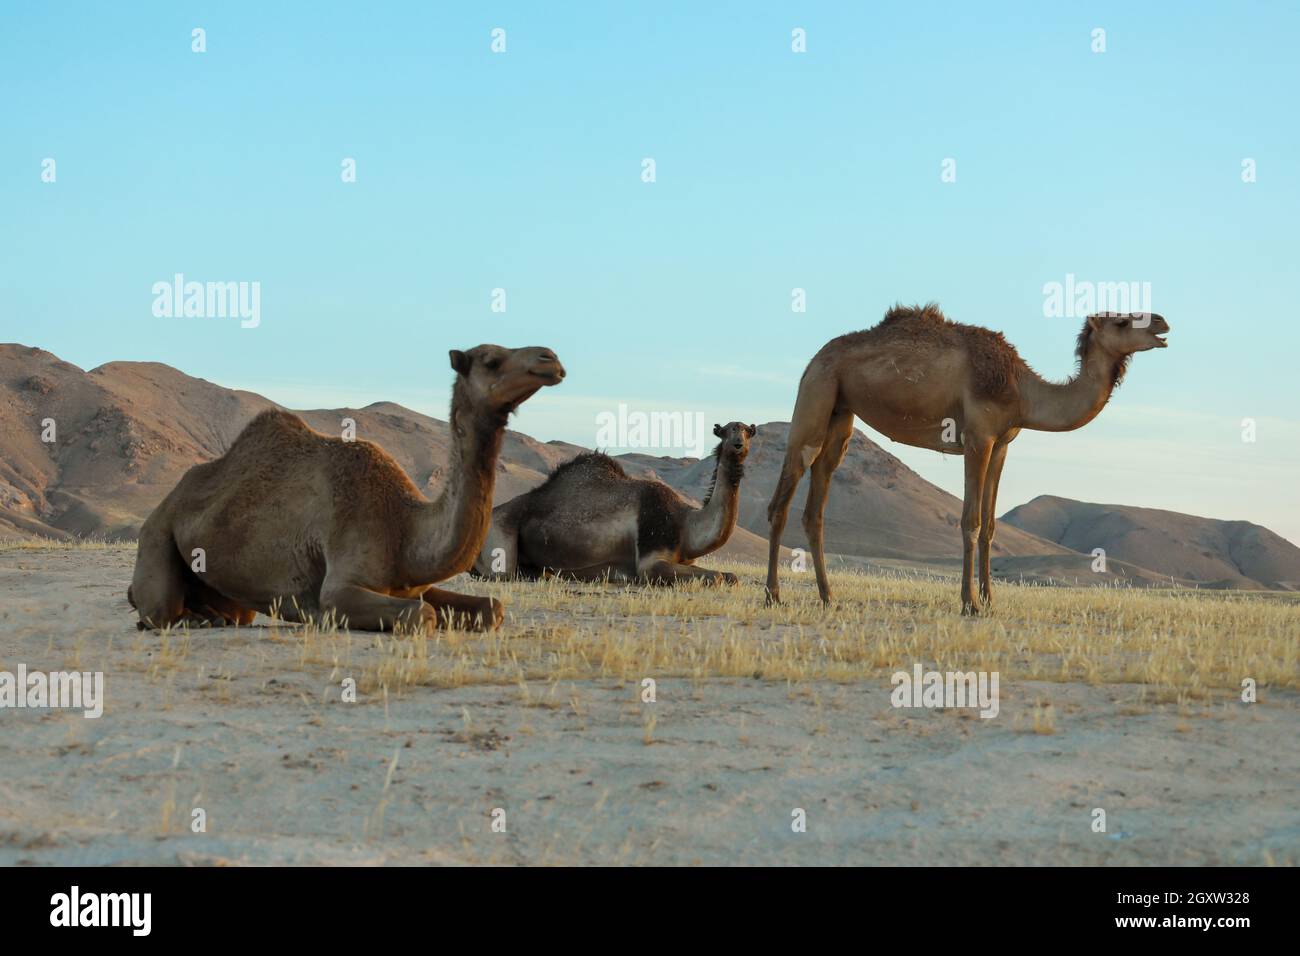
0, 546, 1295, 866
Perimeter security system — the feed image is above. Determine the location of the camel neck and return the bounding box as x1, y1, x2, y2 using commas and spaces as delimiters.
1017, 347, 1121, 432
683, 452, 743, 559
403, 382, 506, 582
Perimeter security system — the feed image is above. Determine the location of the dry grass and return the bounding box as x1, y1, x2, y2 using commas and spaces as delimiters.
317, 561, 1297, 701
4, 542, 1293, 866
0, 536, 120, 550
8, 540, 1293, 704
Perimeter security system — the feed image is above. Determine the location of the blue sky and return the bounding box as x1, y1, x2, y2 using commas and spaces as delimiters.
3, 2, 1298, 543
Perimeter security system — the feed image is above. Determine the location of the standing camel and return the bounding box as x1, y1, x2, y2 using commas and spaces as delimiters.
128, 345, 564, 632
765, 305, 1170, 613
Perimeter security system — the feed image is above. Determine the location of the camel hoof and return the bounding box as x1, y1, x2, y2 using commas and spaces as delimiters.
961, 602, 981, 617
764, 590, 781, 607
485, 598, 505, 630
719, 572, 739, 586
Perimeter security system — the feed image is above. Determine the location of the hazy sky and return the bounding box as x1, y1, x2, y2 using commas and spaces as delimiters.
3, 2, 1297, 544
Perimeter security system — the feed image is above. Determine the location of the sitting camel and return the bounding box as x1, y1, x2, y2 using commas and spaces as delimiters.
765, 305, 1170, 614
128, 345, 564, 632
472, 422, 756, 585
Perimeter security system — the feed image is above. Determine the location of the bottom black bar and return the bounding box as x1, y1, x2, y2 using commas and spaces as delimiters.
0, 866, 1290, 940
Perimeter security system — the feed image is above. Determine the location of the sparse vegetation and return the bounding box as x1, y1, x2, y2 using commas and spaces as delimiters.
0, 536, 124, 551
4, 543, 1294, 701
329, 559, 1298, 699
2, 543, 1295, 866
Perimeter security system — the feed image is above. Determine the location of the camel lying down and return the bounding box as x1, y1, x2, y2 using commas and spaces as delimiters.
128, 344, 564, 632
127, 308, 1170, 628
472, 422, 755, 586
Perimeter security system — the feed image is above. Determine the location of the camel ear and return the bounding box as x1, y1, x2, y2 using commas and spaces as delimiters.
746, 424, 757, 437
449, 350, 471, 375
713, 423, 724, 438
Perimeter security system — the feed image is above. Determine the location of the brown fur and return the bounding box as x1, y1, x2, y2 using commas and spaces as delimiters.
834, 303, 1026, 399
1075, 318, 1133, 388
128, 345, 564, 633
765, 304, 1170, 614
473, 423, 756, 586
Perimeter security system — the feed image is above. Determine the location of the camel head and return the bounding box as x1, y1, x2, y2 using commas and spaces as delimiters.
713, 422, 757, 462
1084, 312, 1171, 355
449, 344, 565, 415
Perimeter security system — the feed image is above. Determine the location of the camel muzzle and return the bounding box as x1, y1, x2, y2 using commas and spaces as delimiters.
529, 360, 565, 384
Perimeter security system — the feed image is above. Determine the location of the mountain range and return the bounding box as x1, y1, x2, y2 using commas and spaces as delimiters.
3, 343, 1297, 590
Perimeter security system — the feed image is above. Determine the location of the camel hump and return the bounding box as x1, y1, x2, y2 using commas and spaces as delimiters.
880, 301, 948, 326
543, 451, 628, 487
818, 302, 953, 356
873, 303, 1019, 360
841, 302, 1023, 398
242, 408, 313, 435
228, 409, 317, 448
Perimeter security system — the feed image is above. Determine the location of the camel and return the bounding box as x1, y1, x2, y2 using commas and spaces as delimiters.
765, 305, 1170, 614
128, 345, 564, 632
472, 422, 756, 586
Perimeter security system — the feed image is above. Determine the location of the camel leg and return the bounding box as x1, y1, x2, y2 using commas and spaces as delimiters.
802, 409, 853, 605
978, 442, 1009, 609
960, 438, 995, 615
174, 604, 230, 628
765, 439, 818, 603
420, 585, 504, 631
128, 521, 186, 630
185, 577, 258, 627
553, 562, 633, 584
641, 558, 737, 587
766, 377, 839, 605
319, 581, 432, 633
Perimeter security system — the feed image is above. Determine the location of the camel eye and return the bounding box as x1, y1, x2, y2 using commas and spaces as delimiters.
484, 357, 502, 370
1117, 319, 1129, 328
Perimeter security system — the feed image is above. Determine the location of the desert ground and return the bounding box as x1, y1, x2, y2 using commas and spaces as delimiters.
1, 542, 1296, 866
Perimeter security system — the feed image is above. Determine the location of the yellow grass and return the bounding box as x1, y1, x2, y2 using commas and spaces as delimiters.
336, 560, 1298, 700
0, 536, 120, 550
8, 541, 1293, 702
